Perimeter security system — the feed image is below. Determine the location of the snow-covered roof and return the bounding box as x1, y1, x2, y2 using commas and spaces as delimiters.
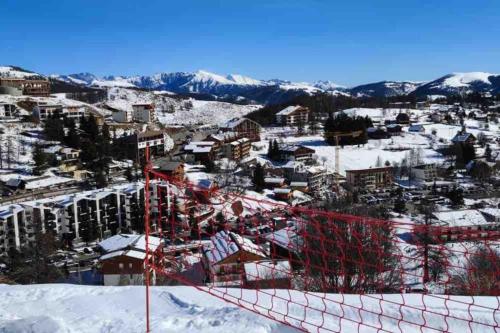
290, 181, 308, 187
432, 210, 491, 228
451, 132, 475, 143
276, 105, 307, 116
479, 208, 500, 219
273, 188, 292, 194
100, 249, 147, 261
203, 231, 266, 265
264, 177, 285, 184
265, 226, 303, 254
98, 234, 161, 253
243, 260, 292, 281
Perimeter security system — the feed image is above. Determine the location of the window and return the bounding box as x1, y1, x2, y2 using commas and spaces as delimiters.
129, 263, 133, 269
119, 263, 124, 270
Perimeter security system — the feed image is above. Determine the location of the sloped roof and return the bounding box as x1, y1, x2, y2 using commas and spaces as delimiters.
203, 230, 266, 265
276, 105, 308, 116
451, 132, 475, 143
98, 234, 161, 253
432, 209, 490, 227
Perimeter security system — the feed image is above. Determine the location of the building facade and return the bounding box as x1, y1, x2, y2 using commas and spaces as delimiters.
276, 106, 310, 126
345, 167, 393, 190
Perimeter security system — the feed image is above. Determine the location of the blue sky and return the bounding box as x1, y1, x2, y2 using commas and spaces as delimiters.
1, 0, 499, 86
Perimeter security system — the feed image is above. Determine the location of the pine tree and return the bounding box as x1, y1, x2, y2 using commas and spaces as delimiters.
33, 143, 48, 175
252, 163, 265, 192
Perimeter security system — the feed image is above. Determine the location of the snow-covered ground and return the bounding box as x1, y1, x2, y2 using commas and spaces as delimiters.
0, 284, 294, 333
0, 284, 498, 333
256, 130, 444, 176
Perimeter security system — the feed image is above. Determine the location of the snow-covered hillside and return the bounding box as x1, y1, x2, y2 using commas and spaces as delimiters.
0, 284, 498, 333
106, 87, 261, 125
0, 66, 43, 79
349, 81, 425, 97
414, 72, 500, 96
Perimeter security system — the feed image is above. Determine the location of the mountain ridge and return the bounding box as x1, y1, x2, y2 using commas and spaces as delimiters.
3, 66, 499, 104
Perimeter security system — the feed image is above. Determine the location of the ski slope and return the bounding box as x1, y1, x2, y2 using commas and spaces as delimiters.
0, 284, 498, 333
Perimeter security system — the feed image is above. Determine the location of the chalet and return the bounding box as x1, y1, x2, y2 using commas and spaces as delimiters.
278, 144, 315, 163
98, 234, 162, 286
273, 188, 293, 201
345, 167, 393, 190
157, 161, 185, 181
132, 104, 156, 123
281, 162, 330, 195
427, 210, 499, 242
183, 141, 216, 163
265, 224, 303, 269
386, 124, 402, 135
58, 147, 80, 161
275, 105, 310, 126
202, 231, 267, 286
0, 78, 50, 97
221, 118, 261, 142
264, 177, 286, 189
243, 260, 292, 289
408, 124, 425, 133
451, 132, 476, 145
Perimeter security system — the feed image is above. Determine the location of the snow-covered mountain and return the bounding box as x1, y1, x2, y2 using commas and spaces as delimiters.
412, 72, 500, 96
3, 65, 500, 103
53, 70, 333, 104
0, 66, 44, 79
349, 81, 424, 97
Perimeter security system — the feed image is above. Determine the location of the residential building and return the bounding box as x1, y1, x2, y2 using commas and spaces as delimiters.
345, 167, 393, 190
0, 78, 50, 97
273, 188, 293, 201
222, 138, 251, 161
157, 161, 185, 181
451, 132, 476, 145
221, 118, 261, 142
275, 105, 310, 126
183, 141, 216, 163
202, 231, 268, 286
112, 110, 133, 123
0, 183, 150, 257
264, 177, 286, 189
412, 163, 437, 183
116, 130, 173, 163
243, 260, 292, 289
33, 103, 87, 122
98, 234, 162, 286
132, 104, 156, 123
428, 209, 499, 242
0, 205, 32, 254
277, 144, 315, 163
